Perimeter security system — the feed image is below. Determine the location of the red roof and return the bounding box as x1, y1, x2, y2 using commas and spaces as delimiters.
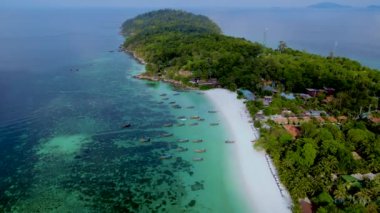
300, 200, 313, 213
326, 117, 338, 123
370, 117, 380, 124
284, 125, 300, 138
314, 116, 325, 123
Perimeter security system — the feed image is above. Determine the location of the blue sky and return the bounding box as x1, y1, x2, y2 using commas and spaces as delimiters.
2, 0, 379, 9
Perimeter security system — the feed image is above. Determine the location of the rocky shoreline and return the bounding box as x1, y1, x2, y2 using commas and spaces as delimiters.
133, 74, 195, 89
120, 46, 196, 89
121, 47, 147, 65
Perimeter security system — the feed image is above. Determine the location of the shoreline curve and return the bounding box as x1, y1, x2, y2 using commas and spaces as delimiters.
204, 88, 292, 213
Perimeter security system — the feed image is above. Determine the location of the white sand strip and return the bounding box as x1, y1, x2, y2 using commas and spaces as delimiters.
205, 89, 292, 213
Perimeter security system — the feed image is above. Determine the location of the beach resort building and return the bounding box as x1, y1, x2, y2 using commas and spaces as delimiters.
284, 125, 300, 138
263, 96, 273, 106
190, 78, 219, 87
288, 117, 300, 125
273, 116, 288, 125
281, 92, 296, 100
238, 89, 256, 101
299, 93, 312, 100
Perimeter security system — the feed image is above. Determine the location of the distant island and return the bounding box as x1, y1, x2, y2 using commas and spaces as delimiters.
121, 9, 380, 212
308, 2, 352, 9
367, 5, 380, 9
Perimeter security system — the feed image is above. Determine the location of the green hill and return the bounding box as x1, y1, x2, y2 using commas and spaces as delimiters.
121, 9, 380, 212
121, 9, 221, 36
122, 9, 379, 115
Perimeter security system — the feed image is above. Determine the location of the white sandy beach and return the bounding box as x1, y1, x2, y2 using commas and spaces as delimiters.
205, 89, 292, 213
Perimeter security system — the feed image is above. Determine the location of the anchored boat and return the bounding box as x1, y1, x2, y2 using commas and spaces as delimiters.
193, 157, 204, 161
160, 155, 172, 160
177, 147, 188, 152
172, 105, 182, 109
161, 133, 173, 137
140, 138, 151, 143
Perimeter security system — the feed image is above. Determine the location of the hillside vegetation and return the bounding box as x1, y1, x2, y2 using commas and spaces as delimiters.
122, 9, 379, 115
122, 9, 380, 212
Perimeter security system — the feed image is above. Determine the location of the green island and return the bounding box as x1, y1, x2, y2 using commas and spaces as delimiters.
122, 9, 380, 212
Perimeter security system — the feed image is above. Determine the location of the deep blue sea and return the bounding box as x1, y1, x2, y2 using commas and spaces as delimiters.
0, 7, 379, 212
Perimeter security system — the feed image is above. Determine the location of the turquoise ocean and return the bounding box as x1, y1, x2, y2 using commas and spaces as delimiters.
0, 9, 246, 212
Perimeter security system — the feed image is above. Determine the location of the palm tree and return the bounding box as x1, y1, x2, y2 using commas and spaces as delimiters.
334, 184, 347, 202
354, 189, 371, 206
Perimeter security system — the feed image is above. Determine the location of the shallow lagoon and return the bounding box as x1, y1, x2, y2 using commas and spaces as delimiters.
0, 47, 245, 211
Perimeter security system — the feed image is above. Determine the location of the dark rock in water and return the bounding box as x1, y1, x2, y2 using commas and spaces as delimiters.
188, 199, 196, 207
122, 123, 132, 128
191, 182, 204, 191
131, 202, 139, 210
157, 178, 164, 185
188, 171, 194, 176
164, 170, 173, 176
172, 105, 182, 109
74, 155, 82, 159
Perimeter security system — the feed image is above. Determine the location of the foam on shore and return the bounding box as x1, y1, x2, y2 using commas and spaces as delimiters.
204, 88, 292, 213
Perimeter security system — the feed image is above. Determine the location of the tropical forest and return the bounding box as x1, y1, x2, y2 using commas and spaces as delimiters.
122, 9, 380, 212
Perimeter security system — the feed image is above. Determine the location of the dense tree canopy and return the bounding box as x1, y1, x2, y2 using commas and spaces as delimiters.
256, 122, 380, 212
122, 9, 380, 212
122, 9, 380, 114
121, 9, 221, 36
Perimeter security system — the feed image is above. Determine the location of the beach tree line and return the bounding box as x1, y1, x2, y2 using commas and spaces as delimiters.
122, 9, 380, 212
